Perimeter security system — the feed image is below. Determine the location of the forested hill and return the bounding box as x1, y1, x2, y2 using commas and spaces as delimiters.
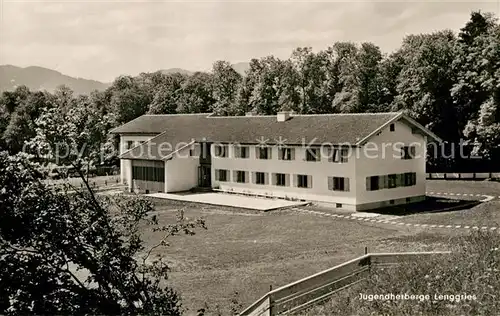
0, 12, 498, 170
0, 65, 111, 95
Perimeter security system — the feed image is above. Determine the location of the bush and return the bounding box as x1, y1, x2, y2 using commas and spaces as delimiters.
0, 151, 206, 315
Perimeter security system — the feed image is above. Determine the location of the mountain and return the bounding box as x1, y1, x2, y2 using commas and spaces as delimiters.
0, 65, 110, 95
160, 62, 250, 77
159, 68, 193, 75
0, 62, 252, 95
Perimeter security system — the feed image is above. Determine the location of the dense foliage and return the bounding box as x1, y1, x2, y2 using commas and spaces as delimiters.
0, 151, 206, 314
0, 12, 498, 168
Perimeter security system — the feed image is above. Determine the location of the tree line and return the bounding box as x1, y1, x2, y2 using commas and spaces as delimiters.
0, 11, 498, 170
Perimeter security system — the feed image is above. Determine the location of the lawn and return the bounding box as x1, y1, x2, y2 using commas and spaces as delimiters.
141, 199, 458, 315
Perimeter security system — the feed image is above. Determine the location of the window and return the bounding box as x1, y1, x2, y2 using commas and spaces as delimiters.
366, 176, 379, 191
214, 145, 228, 158
257, 147, 271, 160
336, 203, 342, 208
255, 172, 267, 185
390, 123, 395, 132
279, 148, 294, 161
215, 169, 228, 182
296, 174, 311, 188
132, 166, 165, 182
404, 172, 417, 186
235, 146, 249, 158
366, 172, 417, 191
401, 146, 416, 160
235, 170, 247, 183
329, 148, 349, 163
275, 173, 286, 186
306, 148, 320, 161
340, 148, 349, 163
328, 177, 350, 192
388, 174, 397, 188
126, 141, 134, 150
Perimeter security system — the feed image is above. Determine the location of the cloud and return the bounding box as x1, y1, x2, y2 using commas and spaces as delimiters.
0, 0, 497, 82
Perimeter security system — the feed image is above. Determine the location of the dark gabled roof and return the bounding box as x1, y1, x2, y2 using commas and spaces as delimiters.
118, 112, 423, 160
109, 113, 212, 134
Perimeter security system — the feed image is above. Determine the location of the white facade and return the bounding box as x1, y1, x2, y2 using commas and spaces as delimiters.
119, 134, 158, 185
211, 144, 357, 206
118, 115, 434, 211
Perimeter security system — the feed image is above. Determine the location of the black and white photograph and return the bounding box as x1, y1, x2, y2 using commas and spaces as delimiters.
0, 0, 499, 315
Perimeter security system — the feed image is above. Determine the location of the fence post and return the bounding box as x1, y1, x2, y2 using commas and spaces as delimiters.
364, 246, 368, 255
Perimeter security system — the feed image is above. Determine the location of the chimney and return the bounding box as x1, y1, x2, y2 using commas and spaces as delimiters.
277, 111, 292, 122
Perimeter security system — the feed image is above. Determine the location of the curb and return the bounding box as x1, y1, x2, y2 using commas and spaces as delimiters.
291, 191, 499, 233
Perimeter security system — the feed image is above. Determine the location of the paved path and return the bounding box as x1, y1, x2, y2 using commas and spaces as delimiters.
291, 190, 499, 233
146, 192, 308, 211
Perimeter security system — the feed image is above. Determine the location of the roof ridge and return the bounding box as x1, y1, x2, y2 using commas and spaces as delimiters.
207, 112, 400, 119
142, 113, 211, 116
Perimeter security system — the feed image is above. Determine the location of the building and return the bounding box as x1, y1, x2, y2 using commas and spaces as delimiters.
110, 111, 441, 211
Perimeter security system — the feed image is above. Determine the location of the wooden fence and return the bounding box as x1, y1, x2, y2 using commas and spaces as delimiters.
240, 251, 450, 316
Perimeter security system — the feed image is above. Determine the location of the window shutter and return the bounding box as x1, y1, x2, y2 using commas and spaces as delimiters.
268, 148, 272, 159
215, 170, 219, 181
285, 174, 290, 187
265, 173, 269, 185
290, 148, 295, 160
307, 175, 312, 188
379, 175, 385, 189
366, 177, 371, 191
328, 177, 333, 190
344, 178, 350, 192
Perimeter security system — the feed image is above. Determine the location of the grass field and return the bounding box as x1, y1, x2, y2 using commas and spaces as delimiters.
142, 199, 463, 315
127, 179, 499, 315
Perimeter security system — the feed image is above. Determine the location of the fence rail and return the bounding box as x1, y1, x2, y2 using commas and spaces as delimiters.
240, 251, 450, 316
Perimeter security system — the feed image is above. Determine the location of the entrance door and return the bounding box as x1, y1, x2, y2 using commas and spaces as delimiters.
198, 165, 211, 187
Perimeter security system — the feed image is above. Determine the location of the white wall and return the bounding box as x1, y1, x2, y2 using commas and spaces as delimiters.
210, 144, 357, 205
165, 146, 199, 192
355, 119, 427, 205
119, 134, 158, 184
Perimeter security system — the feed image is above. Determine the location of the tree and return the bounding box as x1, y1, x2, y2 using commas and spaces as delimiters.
109, 76, 152, 124
462, 23, 500, 158
210, 61, 242, 116
176, 72, 214, 114
458, 11, 496, 45
2, 89, 51, 154
291, 47, 330, 113
0, 151, 206, 314
147, 73, 188, 114
452, 12, 498, 147
356, 42, 383, 112
328, 42, 361, 113
392, 31, 460, 143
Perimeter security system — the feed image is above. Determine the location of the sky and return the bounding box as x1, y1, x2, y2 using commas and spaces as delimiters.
0, 0, 498, 82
